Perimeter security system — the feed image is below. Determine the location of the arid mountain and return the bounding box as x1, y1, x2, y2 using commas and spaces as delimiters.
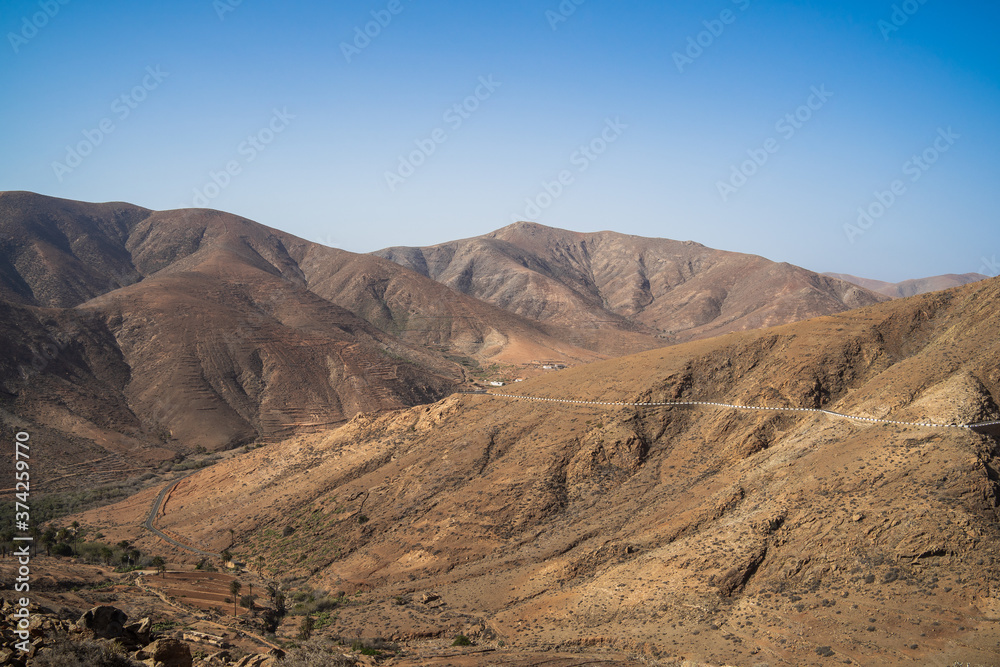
0, 192, 601, 493
375, 221, 888, 343
1, 193, 898, 495
86, 276, 1000, 666
825, 271, 988, 298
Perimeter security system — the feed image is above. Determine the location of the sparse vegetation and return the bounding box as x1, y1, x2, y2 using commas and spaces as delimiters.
150, 621, 178, 633
0, 477, 154, 528
30, 638, 142, 667
298, 615, 314, 640
289, 589, 345, 616
347, 637, 397, 656
280, 641, 355, 666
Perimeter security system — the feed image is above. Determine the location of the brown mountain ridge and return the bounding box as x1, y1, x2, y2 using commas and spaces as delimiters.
375, 221, 888, 343
1, 193, 890, 493
0, 192, 600, 492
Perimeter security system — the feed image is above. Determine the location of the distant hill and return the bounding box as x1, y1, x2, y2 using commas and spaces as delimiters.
824, 271, 988, 298
376, 221, 888, 344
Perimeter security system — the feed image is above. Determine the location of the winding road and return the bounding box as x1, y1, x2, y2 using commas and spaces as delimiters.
144, 474, 220, 557
471, 392, 1000, 431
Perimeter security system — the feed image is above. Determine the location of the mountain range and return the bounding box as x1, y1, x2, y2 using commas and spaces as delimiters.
3, 191, 998, 665
824, 271, 988, 299
1, 191, 887, 492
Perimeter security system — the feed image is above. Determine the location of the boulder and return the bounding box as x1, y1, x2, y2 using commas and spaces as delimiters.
76, 605, 129, 640
205, 650, 232, 664
134, 637, 192, 667
125, 617, 153, 645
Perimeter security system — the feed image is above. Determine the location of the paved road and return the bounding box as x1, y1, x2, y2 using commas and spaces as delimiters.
144, 475, 220, 558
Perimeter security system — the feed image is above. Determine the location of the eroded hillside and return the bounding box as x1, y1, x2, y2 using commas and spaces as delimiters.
375, 221, 888, 343
83, 276, 1000, 666
0, 193, 602, 492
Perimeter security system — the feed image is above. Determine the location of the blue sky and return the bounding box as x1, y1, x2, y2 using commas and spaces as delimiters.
2, 0, 998, 282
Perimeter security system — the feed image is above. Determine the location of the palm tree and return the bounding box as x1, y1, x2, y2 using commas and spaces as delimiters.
152, 556, 166, 577
99, 546, 114, 566
229, 579, 242, 616
220, 549, 232, 568
42, 528, 56, 556
256, 555, 266, 577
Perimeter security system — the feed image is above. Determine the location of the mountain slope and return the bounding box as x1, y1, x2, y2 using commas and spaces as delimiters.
824, 271, 988, 298
0, 191, 149, 307
375, 221, 888, 343
0, 193, 590, 491
88, 276, 1000, 666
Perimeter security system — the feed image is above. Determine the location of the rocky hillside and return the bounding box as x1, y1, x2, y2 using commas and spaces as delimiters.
0, 193, 603, 493
83, 276, 1000, 666
375, 221, 888, 343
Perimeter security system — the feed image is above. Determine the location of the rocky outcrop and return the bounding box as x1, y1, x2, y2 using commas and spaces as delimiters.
134, 637, 192, 667
0, 603, 190, 667
76, 605, 129, 641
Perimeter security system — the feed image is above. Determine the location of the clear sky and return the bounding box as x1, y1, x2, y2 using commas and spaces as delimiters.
2, 0, 998, 282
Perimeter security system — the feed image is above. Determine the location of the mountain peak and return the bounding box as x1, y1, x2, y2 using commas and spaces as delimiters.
489, 219, 584, 241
